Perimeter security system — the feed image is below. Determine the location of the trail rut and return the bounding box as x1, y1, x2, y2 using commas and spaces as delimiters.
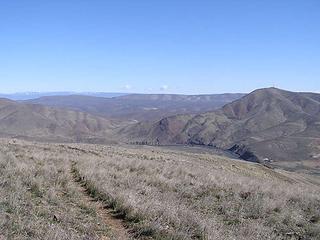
70, 164, 132, 240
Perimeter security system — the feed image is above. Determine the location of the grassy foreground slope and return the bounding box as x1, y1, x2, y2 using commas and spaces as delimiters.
0, 139, 319, 239
74, 145, 320, 239
0, 139, 110, 240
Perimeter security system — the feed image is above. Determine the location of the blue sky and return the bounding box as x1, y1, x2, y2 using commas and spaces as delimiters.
0, 0, 319, 94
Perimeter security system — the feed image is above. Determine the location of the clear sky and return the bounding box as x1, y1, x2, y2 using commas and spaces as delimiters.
0, 0, 319, 94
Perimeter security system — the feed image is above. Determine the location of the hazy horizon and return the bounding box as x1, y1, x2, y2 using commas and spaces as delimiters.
1, 86, 320, 96
1, 1, 320, 239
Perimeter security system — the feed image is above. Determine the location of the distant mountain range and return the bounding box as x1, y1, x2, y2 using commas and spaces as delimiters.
0, 92, 128, 100
25, 93, 245, 121
0, 92, 245, 143
1, 88, 320, 168
0, 98, 121, 143
121, 88, 320, 163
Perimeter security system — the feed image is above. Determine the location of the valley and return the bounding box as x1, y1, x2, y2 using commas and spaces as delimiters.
25, 93, 244, 121
1, 88, 320, 239
122, 88, 320, 166
2, 1, 319, 239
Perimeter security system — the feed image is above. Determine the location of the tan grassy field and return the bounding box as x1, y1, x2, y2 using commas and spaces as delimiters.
0, 139, 110, 239
0, 139, 319, 239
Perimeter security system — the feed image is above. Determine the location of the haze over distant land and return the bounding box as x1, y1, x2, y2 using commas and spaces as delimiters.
0, 92, 128, 100
26, 93, 245, 121
0, 86, 319, 175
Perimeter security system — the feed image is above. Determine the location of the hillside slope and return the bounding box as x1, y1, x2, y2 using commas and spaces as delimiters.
25, 93, 245, 121
1, 139, 318, 240
0, 98, 119, 143
121, 88, 320, 163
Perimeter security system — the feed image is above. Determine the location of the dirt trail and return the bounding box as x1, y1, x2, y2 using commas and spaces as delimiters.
70, 165, 132, 240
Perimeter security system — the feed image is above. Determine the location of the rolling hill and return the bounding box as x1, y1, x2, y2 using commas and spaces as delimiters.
25, 93, 245, 121
1, 139, 319, 239
121, 88, 320, 164
0, 98, 120, 143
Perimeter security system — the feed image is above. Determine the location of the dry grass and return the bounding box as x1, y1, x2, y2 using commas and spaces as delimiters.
73, 145, 320, 239
0, 139, 109, 240
0, 138, 319, 239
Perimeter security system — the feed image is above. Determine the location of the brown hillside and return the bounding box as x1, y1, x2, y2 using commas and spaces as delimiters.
25, 93, 245, 121
0, 99, 119, 143
122, 88, 320, 163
